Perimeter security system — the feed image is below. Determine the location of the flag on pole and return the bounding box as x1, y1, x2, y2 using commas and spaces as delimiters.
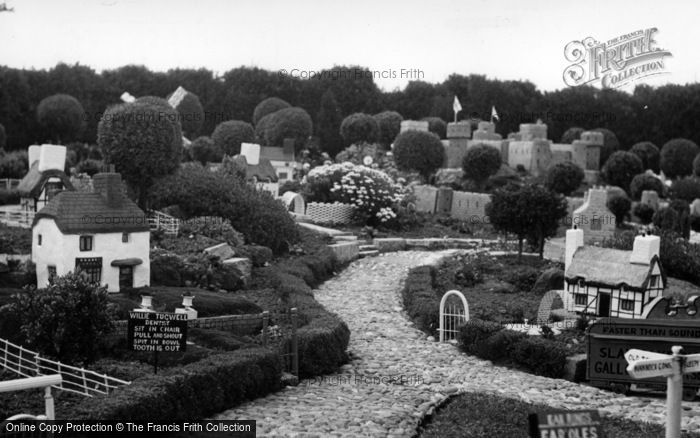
491, 106, 500, 123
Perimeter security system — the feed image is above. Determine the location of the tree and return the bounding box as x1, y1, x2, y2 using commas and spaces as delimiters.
261, 107, 313, 151
36, 93, 85, 143
135, 95, 171, 108
173, 91, 204, 139
694, 153, 700, 178
629, 173, 665, 200
0, 123, 5, 150
633, 203, 655, 225
316, 89, 344, 158
98, 102, 182, 209
545, 161, 584, 196
600, 151, 643, 195
629, 141, 660, 173
653, 207, 680, 234
593, 127, 620, 167
606, 194, 632, 227
393, 130, 446, 182
190, 136, 222, 165
487, 183, 567, 257
660, 138, 700, 180
212, 120, 255, 156
462, 144, 502, 190
421, 117, 447, 139
340, 113, 379, 146
373, 111, 403, 148
253, 97, 291, 126
669, 177, 700, 203
560, 127, 584, 144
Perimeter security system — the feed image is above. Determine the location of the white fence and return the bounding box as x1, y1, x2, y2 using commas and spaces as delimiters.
0, 178, 21, 190
439, 290, 470, 342
0, 374, 62, 421
148, 210, 179, 235
0, 338, 130, 397
0, 209, 33, 228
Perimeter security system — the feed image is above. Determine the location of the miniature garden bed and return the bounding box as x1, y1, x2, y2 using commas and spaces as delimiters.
0, 223, 31, 255
0, 227, 350, 421
417, 391, 700, 438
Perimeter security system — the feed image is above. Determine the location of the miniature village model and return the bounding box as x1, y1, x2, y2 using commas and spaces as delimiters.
31, 171, 151, 292
17, 144, 74, 213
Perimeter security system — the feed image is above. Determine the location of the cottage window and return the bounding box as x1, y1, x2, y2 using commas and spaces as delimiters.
590, 218, 602, 231
75, 257, 102, 283
650, 275, 658, 288
621, 299, 635, 311
79, 235, 93, 251
575, 294, 587, 305
122, 233, 129, 243
37, 234, 42, 246
279, 172, 288, 180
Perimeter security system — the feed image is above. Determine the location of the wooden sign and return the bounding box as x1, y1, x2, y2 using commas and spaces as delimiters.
587, 319, 700, 390
128, 312, 188, 353
528, 409, 604, 438
627, 357, 674, 379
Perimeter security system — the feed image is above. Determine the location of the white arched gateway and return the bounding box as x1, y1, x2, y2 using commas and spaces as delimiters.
439, 290, 470, 342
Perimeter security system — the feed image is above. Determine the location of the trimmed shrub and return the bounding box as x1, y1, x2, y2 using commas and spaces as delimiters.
633, 203, 655, 224
340, 113, 379, 146
236, 245, 273, 267
630, 141, 660, 173
607, 194, 631, 226
660, 138, 700, 180
261, 107, 313, 151
0, 150, 28, 179
9, 272, 117, 364
593, 127, 620, 166
511, 337, 568, 378
172, 91, 204, 138
560, 127, 584, 144
37, 93, 85, 143
134, 95, 171, 108
421, 117, 447, 139
373, 111, 403, 147
695, 153, 700, 178
545, 161, 584, 196
253, 97, 291, 126
150, 254, 185, 286
211, 120, 255, 156
477, 330, 527, 361
69, 348, 282, 421
629, 173, 665, 200
653, 207, 679, 232
600, 151, 643, 194
669, 177, 700, 203
402, 266, 439, 336
98, 102, 182, 208
457, 319, 504, 355
189, 136, 223, 165
393, 130, 446, 182
462, 144, 502, 189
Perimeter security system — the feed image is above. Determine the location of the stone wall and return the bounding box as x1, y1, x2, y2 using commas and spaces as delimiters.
451, 191, 492, 222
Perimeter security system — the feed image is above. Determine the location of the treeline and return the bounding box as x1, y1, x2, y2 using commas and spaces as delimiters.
1, 63, 700, 152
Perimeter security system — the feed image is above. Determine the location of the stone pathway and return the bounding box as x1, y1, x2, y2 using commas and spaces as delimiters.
213, 250, 700, 437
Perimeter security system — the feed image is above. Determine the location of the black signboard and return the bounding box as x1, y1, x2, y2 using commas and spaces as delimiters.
587, 319, 700, 390
128, 311, 188, 353
529, 409, 604, 438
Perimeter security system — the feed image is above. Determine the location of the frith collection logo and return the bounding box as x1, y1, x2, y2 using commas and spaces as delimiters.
563, 28, 672, 89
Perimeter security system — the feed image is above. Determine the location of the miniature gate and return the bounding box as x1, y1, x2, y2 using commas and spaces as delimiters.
439, 290, 469, 342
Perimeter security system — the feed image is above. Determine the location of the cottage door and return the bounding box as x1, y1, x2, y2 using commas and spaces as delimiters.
598, 292, 611, 317
119, 266, 133, 290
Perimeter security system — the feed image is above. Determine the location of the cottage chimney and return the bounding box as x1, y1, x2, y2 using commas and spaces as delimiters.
240, 143, 261, 165
630, 233, 660, 265
282, 138, 295, 159
37, 144, 67, 173
565, 226, 585, 273
28, 145, 41, 168
92, 172, 124, 208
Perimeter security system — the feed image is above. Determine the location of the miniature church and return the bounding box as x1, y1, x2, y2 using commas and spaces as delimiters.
564, 226, 666, 319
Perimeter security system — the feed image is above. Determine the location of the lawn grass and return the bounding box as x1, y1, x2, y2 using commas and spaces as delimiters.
418, 391, 700, 438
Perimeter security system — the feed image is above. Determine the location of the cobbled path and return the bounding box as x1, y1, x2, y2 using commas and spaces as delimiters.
213, 250, 700, 437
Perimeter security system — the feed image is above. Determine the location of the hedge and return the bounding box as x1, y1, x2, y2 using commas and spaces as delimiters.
401, 266, 440, 337
68, 348, 282, 421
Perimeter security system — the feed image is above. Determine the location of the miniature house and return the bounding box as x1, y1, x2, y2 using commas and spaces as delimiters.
32, 172, 150, 292
260, 139, 299, 183
564, 227, 666, 318
17, 145, 74, 212
571, 187, 616, 243
235, 143, 279, 197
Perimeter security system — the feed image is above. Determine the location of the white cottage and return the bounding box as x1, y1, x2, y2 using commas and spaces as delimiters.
235, 143, 280, 197
32, 172, 150, 292
17, 144, 74, 212
564, 227, 666, 318
260, 139, 299, 183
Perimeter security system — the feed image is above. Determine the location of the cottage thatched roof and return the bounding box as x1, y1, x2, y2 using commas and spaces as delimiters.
565, 246, 659, 289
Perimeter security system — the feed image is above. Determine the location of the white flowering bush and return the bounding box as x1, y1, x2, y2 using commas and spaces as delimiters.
302, 162, 404, 225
